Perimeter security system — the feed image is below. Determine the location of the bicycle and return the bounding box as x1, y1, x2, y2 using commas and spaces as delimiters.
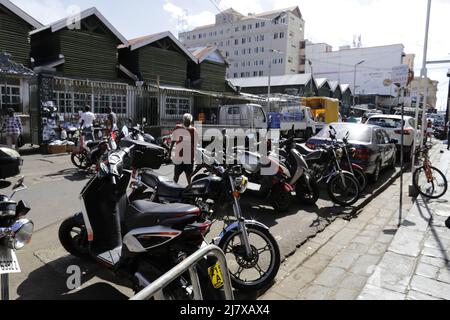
413, 144, 448, 199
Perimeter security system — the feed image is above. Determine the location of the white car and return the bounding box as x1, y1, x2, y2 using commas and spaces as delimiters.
366, 115, 421, 159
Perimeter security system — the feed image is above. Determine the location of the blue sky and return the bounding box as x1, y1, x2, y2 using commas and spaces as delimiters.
11, 0, 450, 110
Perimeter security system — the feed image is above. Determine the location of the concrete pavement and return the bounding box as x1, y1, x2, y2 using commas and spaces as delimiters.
260, 141, 450, 300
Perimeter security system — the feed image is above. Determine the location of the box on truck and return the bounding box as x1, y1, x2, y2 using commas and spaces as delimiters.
300, 97, 341, 133
268, 105, 316, 139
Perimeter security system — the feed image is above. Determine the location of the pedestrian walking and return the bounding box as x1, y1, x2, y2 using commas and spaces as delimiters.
106, 106, 118, 135
2, 108, 23, 150
347, 111, 357, 123
79, 105, 96, 141
426, 119, 433, 143
170, 113, 198, 184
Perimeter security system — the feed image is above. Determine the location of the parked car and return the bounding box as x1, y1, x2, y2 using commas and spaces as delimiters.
366, 115, 420, 160
305, 123, 397, 182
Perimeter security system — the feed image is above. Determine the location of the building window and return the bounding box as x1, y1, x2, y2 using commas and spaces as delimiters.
165, 97, 191, 117
261, 47, 265, 52
203, 33, 206, 38
0, 86, 21, 111
199, 34, 202, 39
220, 30, 223, 35
280, 32, 285, 39
279, 58, 283, 64
234, 73, 238, 78
219, 41, 223, 46
226, 40, 230, 46
248, 24, 252, 30
235, 39, 239, 45
274, 33, 278, 39
242, 38, 246, 44
260, 35, 264, 41
247, 61, 251, 66
241, 62, 245, 67
300, 41, 306, 49
259, 71, 264, 76
241, 72, 245, 77
260, 60, 264, 65
193, 35, 196, 40
255, 47, 259, 53
254, 61, 258, 66
261, 21, 265, 27
235, 26, 239, 32
225, 51, 229, 57
256, 22, 260, 29
248, 37, 251, 43
253, 71, 258, 76
248, 48, 251, 54
242, 49, 246, 55
245, 72, 250, 77
187, 36, 191, 40
234, 50, 238, 56
243, 25, 247, 31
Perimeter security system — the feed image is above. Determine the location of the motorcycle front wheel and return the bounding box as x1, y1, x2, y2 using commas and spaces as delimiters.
71, 151, 90, 170
218, 224, 281, 292
327, 172, 361, 206
58, 216, 90, 258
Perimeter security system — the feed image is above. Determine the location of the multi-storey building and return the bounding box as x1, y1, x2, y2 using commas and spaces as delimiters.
179, 6, 305, 79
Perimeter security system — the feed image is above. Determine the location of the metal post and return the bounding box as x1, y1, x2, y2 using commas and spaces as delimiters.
353, 65, 357, 107
446, 72, 450, 135
268, 58, 272, 111
1, 274, 9, 300
188, 266, 203, 300
411, 0, 432, 188
399, 87, 405, 227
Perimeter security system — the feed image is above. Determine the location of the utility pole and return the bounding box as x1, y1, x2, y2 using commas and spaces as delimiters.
308, 59, 313, 96
353, 60, 365, 107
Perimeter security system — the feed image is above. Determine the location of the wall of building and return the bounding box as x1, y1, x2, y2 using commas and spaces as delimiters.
179, 8, 305, 79
305, 43, 406, 97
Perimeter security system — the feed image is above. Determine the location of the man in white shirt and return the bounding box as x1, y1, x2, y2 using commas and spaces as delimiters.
80, 106, 96, 141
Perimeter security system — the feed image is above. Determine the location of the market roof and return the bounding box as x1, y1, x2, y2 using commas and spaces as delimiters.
187, 46, 227, 64
119, 31, 197, 63
0, 0, 43, 29
229, 74, 312, 88
315, 78, 329, 89
29, 7, 128, 45
0, 52, 35, 77
329, 81, 340, 92
340, 84, 352, 94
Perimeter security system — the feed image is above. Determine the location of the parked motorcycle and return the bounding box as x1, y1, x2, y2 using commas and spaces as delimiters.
295, 127, 361, 206
70, 130, 118, 171
59, 138, 221, 299
0, 176, 33, 300
129, 155, 281, 292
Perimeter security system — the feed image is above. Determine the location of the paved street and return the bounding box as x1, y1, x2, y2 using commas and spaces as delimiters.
260, 141, 450, 300
6, 145, 402, 300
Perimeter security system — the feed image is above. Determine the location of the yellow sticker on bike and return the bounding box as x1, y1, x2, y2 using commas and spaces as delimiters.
208, 263, 224, 289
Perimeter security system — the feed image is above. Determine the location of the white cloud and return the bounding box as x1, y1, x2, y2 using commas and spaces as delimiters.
163, 1, 215, 33
216, 0, 264, 15
11, 0, 68, 25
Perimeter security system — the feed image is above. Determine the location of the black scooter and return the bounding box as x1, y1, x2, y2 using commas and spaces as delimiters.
59, 138, 221, 299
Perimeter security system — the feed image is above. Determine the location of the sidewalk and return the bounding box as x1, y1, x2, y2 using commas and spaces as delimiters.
260, 142, 450, 300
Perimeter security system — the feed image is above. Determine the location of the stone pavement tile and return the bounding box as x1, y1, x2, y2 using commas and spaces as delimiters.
367, 252, 416, 293
338, 273, 368, 291
415, 262, 439, 279
368, 242, 390, 256
364, 224, 384, 232
419, 255, 449, 268
332, 287, 361, 300
437, 267, 450, 284
313, 227, 342, 245
376, 231, 396, 244
358, 230, 381, 238
429, 226, 450, 241
280, 252, 309, 274
329, 252, 360, 270
410, 275, 450, 300
421, 246, 450, 261
271, 267, 317, 299
389, 228, 424, 257
329, 229, 358, 246
345, 242, 370, 255
423, 235, 450, 250
346, 219, 368, 231
430, 215, 449, 228
351, 235, 377, 245
302, 253, 333, 271
316, 242, 344, 258
350, 255, 380, 276
326, 219, 348, 232
406, 290, 443, 300
358, 284, 405, 300
370, 217, 390, 226
432, 203, 450, 217
259, 291, 291, 300
313, 266, 347, 287
296, 284, 333, 300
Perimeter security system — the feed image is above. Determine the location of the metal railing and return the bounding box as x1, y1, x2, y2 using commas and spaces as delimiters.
130, 244, 234, 301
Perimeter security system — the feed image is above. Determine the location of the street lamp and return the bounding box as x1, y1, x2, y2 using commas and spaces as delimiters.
353, 59, 365, 107
307, 59, 313, 97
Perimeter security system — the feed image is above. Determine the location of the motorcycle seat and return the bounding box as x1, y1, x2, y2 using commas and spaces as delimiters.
157, 180, 185, 198
125, 201, 200, 231
296, 144, 315, 156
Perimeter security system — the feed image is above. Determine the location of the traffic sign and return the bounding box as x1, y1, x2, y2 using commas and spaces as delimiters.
391, 65, 409, 87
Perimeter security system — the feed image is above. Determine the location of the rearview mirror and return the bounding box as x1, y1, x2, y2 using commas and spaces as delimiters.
13, 176, 25, 190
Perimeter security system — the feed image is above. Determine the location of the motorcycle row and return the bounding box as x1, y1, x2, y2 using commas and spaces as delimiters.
0, 123, 369, 300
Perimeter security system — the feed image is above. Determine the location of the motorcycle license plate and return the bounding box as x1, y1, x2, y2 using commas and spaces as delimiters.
208, 263, 224, 289
0, 247, 20, 275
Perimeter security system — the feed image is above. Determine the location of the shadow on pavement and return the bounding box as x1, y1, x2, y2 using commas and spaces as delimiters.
44, 168, 92, 182
16, 255, 133, 300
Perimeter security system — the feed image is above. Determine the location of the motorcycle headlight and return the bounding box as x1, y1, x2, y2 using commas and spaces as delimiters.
9, 219, 34, 250
234, 176, 248, 194
336, 148, 344, 159
98, 161, 110, 178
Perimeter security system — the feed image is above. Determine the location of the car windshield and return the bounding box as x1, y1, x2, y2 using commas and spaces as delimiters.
315, 124, 372, 143
367, 117, 404, 129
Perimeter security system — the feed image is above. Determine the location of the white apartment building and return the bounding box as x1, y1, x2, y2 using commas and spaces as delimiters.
305, 43, 409, 97
179, 7, 305, 79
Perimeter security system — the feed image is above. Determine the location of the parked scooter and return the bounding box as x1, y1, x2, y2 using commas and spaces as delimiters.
59, 139, 221, 299
129, 158, 281, 292
0, 176, 33, 300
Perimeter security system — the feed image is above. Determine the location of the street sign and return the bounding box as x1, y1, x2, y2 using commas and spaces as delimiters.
391, 65, 409, 87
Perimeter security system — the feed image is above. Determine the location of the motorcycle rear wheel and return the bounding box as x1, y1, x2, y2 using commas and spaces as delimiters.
270, 184, 293, 212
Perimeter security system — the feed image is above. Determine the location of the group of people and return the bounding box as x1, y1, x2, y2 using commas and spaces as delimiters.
79, 106, 118, 141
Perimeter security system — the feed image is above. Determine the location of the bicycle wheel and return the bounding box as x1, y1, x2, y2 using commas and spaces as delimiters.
413, 166, 448, 199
